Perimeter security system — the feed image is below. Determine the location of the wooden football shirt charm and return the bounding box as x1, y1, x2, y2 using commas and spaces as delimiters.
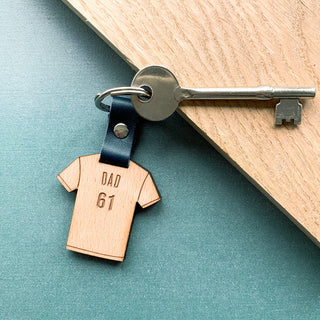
57, 96, 160, 261
57, 154, 160, 261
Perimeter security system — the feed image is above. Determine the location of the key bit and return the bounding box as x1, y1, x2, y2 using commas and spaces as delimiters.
275, 99, 302, 125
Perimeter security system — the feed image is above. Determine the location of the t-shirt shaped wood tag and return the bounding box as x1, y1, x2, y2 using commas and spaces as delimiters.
57, 154, 160, 261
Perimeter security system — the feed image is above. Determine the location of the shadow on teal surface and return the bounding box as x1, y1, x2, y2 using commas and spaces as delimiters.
1, 1, 320, 319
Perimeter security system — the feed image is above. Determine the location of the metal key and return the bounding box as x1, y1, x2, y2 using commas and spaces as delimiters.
129, 65, 315, 124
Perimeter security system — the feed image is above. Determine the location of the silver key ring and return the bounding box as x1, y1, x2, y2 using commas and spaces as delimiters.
95, 86, 150, 111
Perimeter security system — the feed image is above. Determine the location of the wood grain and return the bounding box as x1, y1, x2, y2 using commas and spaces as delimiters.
57, 154, 160, 261
61, 0, 320, 246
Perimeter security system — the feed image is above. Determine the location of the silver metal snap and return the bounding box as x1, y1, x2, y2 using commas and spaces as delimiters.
113, 123, 129, 139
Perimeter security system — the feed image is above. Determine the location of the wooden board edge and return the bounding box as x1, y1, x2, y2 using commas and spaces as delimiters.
61, 0, 139, 71
177, 109, 320, 248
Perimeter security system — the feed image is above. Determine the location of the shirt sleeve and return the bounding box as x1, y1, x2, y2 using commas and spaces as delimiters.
137, 173, 161, 208
57, 158, 80, 192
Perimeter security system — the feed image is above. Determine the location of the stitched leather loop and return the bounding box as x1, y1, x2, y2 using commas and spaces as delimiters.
99, 96, 137, 167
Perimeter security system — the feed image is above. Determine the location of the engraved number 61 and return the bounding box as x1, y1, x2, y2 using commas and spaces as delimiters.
96, 193, 115, 210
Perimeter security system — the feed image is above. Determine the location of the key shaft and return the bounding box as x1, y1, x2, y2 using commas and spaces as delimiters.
176, 86, 316, 101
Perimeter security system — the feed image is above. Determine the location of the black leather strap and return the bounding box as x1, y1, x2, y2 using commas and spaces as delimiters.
99, 96, 138, 168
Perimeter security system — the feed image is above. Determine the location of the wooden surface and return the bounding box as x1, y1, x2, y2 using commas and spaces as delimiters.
61, 0, 320, 246
57, 154, 160, 261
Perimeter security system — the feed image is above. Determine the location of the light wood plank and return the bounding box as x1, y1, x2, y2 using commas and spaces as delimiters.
61, 0, 320, 246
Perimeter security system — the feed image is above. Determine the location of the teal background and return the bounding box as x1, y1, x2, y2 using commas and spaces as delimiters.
1, 1, 320, 319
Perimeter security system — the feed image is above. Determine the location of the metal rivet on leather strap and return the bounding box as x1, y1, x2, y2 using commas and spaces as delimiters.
113, 123, 129, 139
